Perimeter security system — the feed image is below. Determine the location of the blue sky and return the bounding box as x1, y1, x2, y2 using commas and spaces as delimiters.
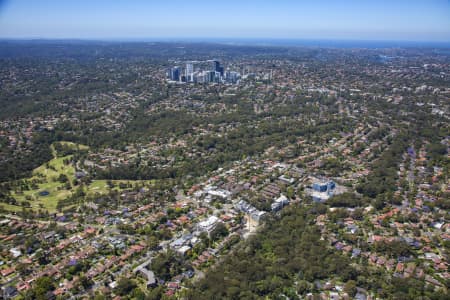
0, 0, 449, 41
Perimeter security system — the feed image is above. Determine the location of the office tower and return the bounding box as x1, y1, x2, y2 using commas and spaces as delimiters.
212, 60, 224, 76
226, 71, 239, 84
186, 63, 194, 82
208, 71, 217, 83
169, 66, 180, 81
212, 60, 220, 72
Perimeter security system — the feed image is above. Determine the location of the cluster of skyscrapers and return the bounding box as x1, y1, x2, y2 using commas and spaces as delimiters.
167, 60, 240, 84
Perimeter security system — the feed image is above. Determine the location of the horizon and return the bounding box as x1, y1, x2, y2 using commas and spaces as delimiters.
1, 37, 450, 50
0, 0, 449, 42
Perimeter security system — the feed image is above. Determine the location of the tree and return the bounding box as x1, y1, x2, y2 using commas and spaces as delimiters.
210, 222, 228, 242
30, 276, 55, 300
115, 277, 137, 296
57, 174, 69, 183
286, 186, 295, 199
79, 275, 94, 290
16, 262, 32, 277
344, 280, 357, 297
296, 280, 311, 295
151, 250, 185, 281
131, 287, 146, 300
147, 235, 160, 250
147, 286, 165, 300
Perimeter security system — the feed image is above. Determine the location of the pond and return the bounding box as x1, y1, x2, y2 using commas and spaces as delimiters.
39, 191, 50, 196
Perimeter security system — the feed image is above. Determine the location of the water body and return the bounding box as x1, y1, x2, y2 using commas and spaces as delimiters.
204, 38, 450, 49
133, 38, 450, 49
1, 37, 449, 49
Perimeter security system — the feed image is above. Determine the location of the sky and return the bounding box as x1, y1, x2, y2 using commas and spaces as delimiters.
0, 0, 449, 41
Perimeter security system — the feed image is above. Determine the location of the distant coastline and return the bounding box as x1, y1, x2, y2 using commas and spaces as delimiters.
171, 38, 450, 49
0, 37, 449, 49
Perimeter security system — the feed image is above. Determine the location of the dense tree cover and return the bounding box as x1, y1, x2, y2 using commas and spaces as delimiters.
1, 88, 354, 185
426, 142, 448, 164
320, 157, 351, 176
95, 115, 353, 181
185, 204, 449, 300
379, 277, 448, 300
366, 126, 389, 143
0, 131, 54, 182
357, 132, 410, 199
151, 250, 189, 281
23, 276, 55, 300
210, 222, 229, 242
115, 277, 138, 296
327, 192, 366, 208
356, 104, 449, 205
435, 193, 450, 210
53, 141, 88, 157
374, 240, 412, 257
186, 206, 357, 299
126, 110, 200, 139
1, 51, 357, 184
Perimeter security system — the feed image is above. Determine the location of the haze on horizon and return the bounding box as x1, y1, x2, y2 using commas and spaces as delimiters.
0, 0, 449, 42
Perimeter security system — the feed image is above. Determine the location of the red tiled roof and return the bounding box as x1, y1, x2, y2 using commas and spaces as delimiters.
1, 267, 15, 277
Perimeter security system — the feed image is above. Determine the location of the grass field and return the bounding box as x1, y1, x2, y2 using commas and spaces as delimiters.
6, 142, 153, 212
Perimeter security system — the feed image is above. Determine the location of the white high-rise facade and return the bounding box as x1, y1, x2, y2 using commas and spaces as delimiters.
186, 63, 194, 82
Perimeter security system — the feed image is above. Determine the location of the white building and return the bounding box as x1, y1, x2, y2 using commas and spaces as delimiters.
197, 215, 220, 234
271, 194, 290, 212
186, 63, 194, 81
207, 189, 231, 199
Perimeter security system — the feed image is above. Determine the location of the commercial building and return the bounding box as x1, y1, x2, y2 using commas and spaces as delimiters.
168, 66, 180, 81
197, 215, 220, 236
186, 63, 194, 82
313, 180, 335, 193
310, 179, 337, 202
271, 194, 290, 212
167, 60, 240, 84
212, 60, 224, 76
